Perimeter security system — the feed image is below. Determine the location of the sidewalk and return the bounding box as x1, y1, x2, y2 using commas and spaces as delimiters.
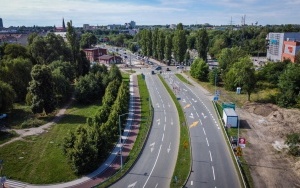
5, 74, 141, 188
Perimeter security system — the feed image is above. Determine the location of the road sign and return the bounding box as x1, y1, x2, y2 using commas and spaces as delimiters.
236, 146, 243, 156
213, 95, 219, 101
239, 138, 246, 148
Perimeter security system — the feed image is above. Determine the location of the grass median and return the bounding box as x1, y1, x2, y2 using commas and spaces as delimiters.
158, 74, 191, 188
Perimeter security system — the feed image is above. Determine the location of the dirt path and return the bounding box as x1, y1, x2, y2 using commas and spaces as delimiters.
0, 95, 75, 148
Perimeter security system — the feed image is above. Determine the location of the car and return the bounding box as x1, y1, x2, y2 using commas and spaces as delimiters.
155, 66, 162, 70
166, 67, 171, 71
0, 114, 7, 120
176, 65, 184, 69
151, 70, 155, 75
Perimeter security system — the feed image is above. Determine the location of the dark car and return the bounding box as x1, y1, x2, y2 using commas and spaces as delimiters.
166, 67, 171, 71
155, 66, 162, 70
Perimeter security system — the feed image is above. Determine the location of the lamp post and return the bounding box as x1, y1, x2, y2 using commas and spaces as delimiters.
118, 112, 133, 170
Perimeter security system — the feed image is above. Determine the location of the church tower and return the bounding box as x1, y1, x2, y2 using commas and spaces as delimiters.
62, 18, 65, 29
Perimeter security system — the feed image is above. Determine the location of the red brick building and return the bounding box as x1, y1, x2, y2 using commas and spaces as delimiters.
83, 48, 107, 62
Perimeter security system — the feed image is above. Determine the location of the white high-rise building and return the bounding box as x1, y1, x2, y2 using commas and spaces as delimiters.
267, 32, 300, 62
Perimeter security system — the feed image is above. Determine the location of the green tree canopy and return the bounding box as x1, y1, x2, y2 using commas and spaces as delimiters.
0, 81, 16, 113
190, 58, 209, 81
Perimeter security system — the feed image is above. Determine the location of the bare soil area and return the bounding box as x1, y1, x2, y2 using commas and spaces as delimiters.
236, 102, 300, 188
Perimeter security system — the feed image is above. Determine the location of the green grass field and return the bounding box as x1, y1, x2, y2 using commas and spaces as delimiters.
0, 102, 99, 184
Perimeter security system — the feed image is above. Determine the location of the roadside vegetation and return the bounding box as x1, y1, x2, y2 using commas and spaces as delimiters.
97, 74, 153, 187
158, 75, 191, 188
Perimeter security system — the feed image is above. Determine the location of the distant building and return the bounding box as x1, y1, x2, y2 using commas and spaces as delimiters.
107, 24, 121, 30
83, 47, 107, 62
83, 24, 90, 30
0, 18, 3, 28
282, 39, 300, 63
55, 18, 66, 32
99, 55, 122, 64
266, 32, 300, 62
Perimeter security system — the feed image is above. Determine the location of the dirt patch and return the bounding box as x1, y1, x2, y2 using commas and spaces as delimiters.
237, 102, 300, 188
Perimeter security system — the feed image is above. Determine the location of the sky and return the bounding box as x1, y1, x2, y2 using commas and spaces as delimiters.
1, 0, 300, 27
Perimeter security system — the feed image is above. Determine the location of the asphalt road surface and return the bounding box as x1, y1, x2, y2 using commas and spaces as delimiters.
111, 70, 180, 188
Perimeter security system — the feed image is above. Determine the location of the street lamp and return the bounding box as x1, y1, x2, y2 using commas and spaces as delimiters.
118, 112, 134, 170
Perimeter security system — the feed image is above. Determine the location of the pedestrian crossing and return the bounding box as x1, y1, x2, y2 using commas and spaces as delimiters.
5, 179, 29, 188
144, 72, 175, 75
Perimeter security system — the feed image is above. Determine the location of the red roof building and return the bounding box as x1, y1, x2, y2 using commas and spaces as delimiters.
99, 55, 122, 64
83, 48, 107, 62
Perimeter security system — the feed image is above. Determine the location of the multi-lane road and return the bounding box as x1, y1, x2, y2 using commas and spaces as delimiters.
111, 68, 180, 188
164, 72, 241, 188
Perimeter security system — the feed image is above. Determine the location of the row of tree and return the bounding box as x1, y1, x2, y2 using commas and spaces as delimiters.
136, 23, 209, 65
63, 72, 129, 174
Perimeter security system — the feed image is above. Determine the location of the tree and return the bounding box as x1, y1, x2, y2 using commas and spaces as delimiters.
157, 30, 165, 61
152, 28, 159, 59
173, 29, 187, 64
196, 28, 209, 62
184, 51, 191, 65
66, 20, 81, 77
80, 32, 97, 49
277, 63, 300, 107
164, 33, 173, 65
0, 81, 16, 112
108, 64, 122, 83
48, 60, 75, 82
218, 47, 247, 73
28, 64, 56, 114
0, 58, 32, 101
3, 44, 29, 60
187, 34, 196, 50
190, 58, 209, 81
295, 51, 300, 64
224, 56, 256, 101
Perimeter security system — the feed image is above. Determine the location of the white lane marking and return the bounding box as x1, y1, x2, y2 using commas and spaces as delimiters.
164, 124, 166, 131
167, 142, 171, 153
150, 142, 155, 152
143, 144, 162, 188
165, 116, 167, 122
209, 150, 212, 162
196, 112, 199, 117
193, 106, 196, 110
189, 113, 194, 119
199, 119, 203, 125
212, 166, 216, 180
157, 119, 160, 125
206, 137, 209, 146
163, 104, 165, 108
203, 127, 206, 135
162, 133, 164, 141
128, 181, 137, 188
168, 103, 171, 108
171, 118, 173, 125
191, 181, 193, 185
155, 183, 158, 188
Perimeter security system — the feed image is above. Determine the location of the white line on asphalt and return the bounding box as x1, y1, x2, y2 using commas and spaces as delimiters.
143, 144, 162, 188
191, 181, 193, 185
209, 150, 212, 162
164, 124, 166, 131
155, 183, 158, 188
162, 133, 164, 141
193, 106, 196, 110
203, 127, 206, 135
199, 119, 203, 125
163, 104, 165, 108
165, 116, 167, 122
196, 112, 199, 117
212, 166, 215, 180
206, 137, 209, 146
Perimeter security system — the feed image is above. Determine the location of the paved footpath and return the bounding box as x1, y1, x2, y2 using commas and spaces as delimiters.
4, 74, 141, 188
